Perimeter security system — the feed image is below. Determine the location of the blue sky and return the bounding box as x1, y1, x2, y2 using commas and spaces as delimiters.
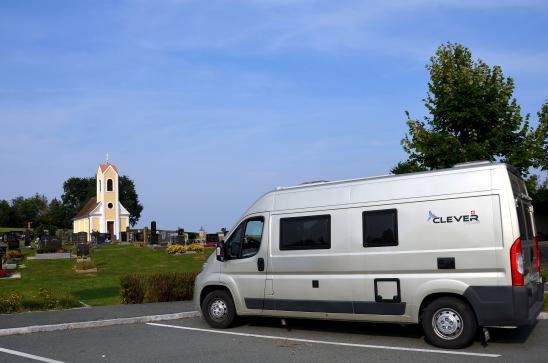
0, 0, 547, 231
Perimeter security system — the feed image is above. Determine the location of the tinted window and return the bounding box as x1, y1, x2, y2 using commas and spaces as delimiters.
363, 209, 398, 247
280, 215, 331, 250
226, 217, 264, 259
516, 201, 534, 241
242, 220, 264, 258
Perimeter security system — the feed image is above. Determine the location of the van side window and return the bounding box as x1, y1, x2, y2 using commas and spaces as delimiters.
363, 209, 398, 247
226, 217, 264, 259
280, 215, 331, 250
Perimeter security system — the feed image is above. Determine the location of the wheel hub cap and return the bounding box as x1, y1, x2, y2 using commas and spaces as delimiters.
432, 308, 463, 340
209, 299, 227, 321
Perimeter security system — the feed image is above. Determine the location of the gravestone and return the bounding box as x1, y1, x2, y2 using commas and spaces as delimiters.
76, 243, 90, 257
95, 233, 107, 244
45, 238, 62, 251
24, 231, 32, 246
150, 221, 158, 245
6, 232, 20, 251
77, 232, 87, 244
175, 235, 185, 245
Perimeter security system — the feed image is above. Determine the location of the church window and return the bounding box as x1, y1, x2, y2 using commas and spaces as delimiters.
99, 180, 101, 192
107, 179, 113, 191
108, 203, 113, 209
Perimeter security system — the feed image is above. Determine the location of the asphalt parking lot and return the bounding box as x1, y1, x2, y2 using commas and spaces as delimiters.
1, 316, 547, 363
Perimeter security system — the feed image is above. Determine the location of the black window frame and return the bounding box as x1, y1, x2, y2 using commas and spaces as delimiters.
363, 209, 399, 248
107, 179, 113, 192
279, 214, 331, 251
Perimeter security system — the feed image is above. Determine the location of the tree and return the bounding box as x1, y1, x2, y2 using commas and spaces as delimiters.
0, 200, 16, 227
11, 194, 49, 227
119, 176, 143, 227
392, 43, 545, 176
45, 198, 70, 228
60, 175, 143, 227
61, 177, 96, 219
532, 101, 548, 171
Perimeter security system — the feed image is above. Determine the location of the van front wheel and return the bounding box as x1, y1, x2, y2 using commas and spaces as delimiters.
421, 297, 477, 349
202, 290, 236, 329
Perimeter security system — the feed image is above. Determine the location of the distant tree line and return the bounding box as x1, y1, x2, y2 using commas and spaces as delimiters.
0, 176, 143, 230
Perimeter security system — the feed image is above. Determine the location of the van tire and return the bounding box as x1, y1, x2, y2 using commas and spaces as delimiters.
202, 290, 237, 329
421, 297, 477, 349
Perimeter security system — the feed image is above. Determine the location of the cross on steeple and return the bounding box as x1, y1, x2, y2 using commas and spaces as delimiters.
106, 153, 110, 164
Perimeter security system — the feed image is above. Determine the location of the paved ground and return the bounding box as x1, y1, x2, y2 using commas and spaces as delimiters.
0, 316, 547, 363
0, 301, 196, 330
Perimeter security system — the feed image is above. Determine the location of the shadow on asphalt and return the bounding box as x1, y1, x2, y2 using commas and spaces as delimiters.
486, 322, 537, 344
244, 317, 424, 339
240, 316, 537, 346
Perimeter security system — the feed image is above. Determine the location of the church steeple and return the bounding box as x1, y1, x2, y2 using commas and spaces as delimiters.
74, 159, 130, 241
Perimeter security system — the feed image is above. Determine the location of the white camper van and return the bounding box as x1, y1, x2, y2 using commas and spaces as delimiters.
194, 162, 544, 349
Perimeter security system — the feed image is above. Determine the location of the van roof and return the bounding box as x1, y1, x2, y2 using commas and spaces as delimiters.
275, 161, 509, 192
243, 161, 512, 220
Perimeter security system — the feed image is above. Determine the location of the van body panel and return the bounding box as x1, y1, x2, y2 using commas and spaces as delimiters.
195, 163, 543, 329
218, 212, 270, 315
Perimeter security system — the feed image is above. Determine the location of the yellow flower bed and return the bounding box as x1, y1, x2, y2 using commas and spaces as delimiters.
187, 244, 204, 253
166, 245, 187, 254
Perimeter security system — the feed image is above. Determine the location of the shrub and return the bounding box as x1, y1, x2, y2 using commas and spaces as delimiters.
166, 245, 187, 254
37, 246, 63, 254
34, 224, 58, 238
0, 292, 23, 313
75, 260, 97, 271
187, 244, 204, 253
56, 293, 80, 309
38, 288, 58, 309
120, 271, 198, 304
120, 274, 146, 304
0, 290, 80, 313
145, 272, 198, 303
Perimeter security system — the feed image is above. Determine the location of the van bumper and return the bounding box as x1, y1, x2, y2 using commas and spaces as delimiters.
464, 283, 544, 327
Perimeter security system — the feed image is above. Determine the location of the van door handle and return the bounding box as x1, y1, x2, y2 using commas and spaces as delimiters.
257, 258, 265, 272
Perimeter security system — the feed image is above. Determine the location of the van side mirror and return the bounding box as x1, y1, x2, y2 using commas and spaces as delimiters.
216, 240, 226, 262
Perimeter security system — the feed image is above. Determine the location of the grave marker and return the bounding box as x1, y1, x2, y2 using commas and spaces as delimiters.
76, 243, 90, 257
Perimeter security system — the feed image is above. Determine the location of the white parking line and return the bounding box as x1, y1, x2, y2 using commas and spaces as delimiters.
147, 322, 501, 358
0, 347, 67, 363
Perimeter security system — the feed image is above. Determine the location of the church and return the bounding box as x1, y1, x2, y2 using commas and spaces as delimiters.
73, 161, 130, 240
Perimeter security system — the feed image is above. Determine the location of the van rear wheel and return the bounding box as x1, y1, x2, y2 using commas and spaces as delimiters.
202, 290, 237, 329
421, 297, 477, 349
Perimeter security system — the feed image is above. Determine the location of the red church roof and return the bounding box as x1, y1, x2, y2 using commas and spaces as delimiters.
99, 163, 118, 173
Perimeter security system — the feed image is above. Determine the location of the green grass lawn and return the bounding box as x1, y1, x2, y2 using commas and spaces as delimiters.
1, 245, 213, 306
0, 227, 27, 232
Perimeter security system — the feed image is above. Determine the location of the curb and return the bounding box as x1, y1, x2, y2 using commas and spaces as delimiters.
0, 310, 200, 337
539, 312, 548, 320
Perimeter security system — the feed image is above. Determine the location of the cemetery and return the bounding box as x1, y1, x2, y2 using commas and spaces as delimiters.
0, 226, 215, 312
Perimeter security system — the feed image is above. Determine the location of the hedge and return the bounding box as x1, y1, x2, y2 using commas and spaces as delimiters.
120, 271, 198, 304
